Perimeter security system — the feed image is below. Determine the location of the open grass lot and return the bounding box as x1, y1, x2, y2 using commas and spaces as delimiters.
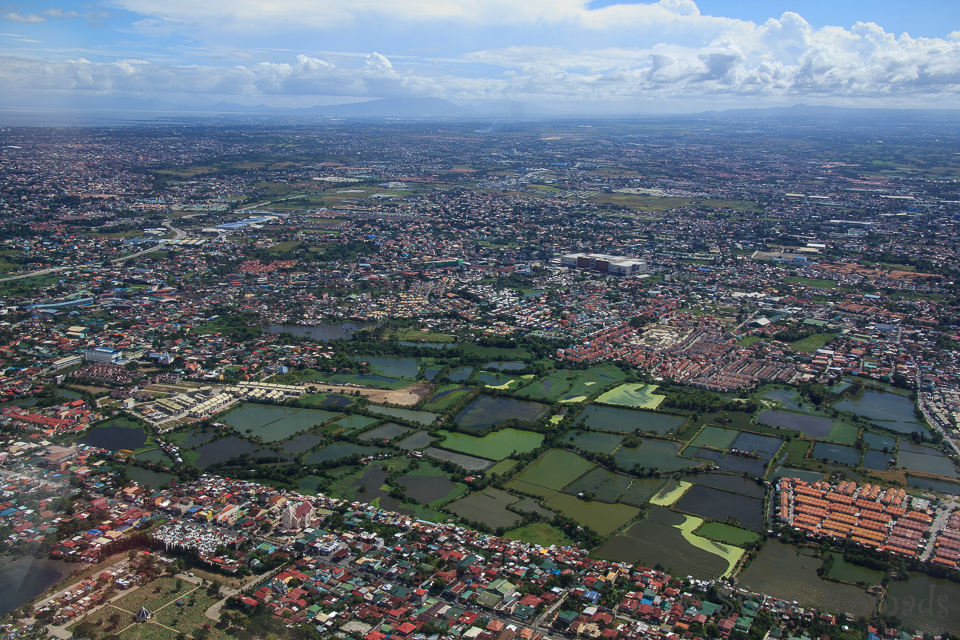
462, 343, 529, 359
395, 328, 455, 342
595, 383, 665, 409
487, 459, 518, 476
782, 438, 814, 468
790, 333, 838, 353
785, 276, 838, 289
543, 493, 639, 536
312, 372, 416, 389
505, 522, 573, 546
437, 428, 543, 460
561, 365, 626, 401
512, 449, 595, 490
694, 521, 761, 545
513, 370, 576, 400
824, 420, 861, 445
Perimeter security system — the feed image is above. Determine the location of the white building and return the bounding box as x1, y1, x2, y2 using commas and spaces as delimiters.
560, 253, 647, 276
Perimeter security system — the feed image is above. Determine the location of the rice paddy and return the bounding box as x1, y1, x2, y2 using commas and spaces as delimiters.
437, 428, 544, 460
512, 449, 595, 490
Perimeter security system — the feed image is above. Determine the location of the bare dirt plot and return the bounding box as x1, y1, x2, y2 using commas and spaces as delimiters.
306, 381, 433, 406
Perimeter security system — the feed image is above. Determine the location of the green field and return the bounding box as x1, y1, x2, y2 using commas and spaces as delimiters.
694, 521, 761, 545
543, 493, 639, 536
512, 449, 595, 490
595, 383, 665, 409
514, 370, 577, 400
438, 428, 544, 461
824, 420, 861, 445
505, 523, 573, 546
790, 333, 838, 353
314, 372, 415, 389
487, 459, 519, 476
563, 365, 626, 400
504, 478, 559, 499
423, 385, 471, 411
687, 426, 740, 451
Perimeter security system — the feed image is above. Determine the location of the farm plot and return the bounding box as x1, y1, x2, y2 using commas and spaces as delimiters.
511, 449, 595, 490
438, 428, 543, 460
447, 488, 523, 530
687, 426, 740, 451
562, 429, 624, 454
543, 493, 639, 536
674, 484, 764, 531
562, 467, 633, 502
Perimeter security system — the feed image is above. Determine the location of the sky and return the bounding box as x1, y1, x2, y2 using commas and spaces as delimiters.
1, 0, 960, 113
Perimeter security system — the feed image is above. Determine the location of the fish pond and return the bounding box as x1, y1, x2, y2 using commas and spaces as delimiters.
718, 454, 770, 476
687, 472, 766, 498
424, 447, 493, 471
329, 414, 380, 432
269, 322, 374, 341
579, 405, 686, 434
862, 450, 894, 470
305, 443, 382, 465
730, 432, 784, 458
368, 405, 438, 425
397, 472, 461, 506
813, 442, 862, 466
543, 493, 639, 536
125, 465, 173, 489
763, 389, 803, 411
397, 431, 434, 450
897, 450, 959, 478
513, 449, 595, 490
562, 429, 624, 454
484, 361, 526, 371
223, 404, 338, 442
614, 440, 700, 471
193, 437, 292, 468
864, 431, 896, 451
454, 395, 547, 430
360, 423, 410, 441
438, 428, 543, 460
674, 484, 764, 531
563, 467, 633, 503
687, 426, 740, 451
828, 553, 884, 585
834, 391, 925, 434
281, 433, 324, 454
449, 367, 473, 381
757, 410, 833, 438
908, 476, 960, 496
353, 355, 421, 378
883, 573, 960, 635
447, 488, 522, 530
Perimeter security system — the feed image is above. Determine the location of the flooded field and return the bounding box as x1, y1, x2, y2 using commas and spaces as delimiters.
730, 432, 783, 458
614, 440, 700, 471
757, 410, 833, 438
368, 405, 438, 425
542, 493, 639, 536
688, 426, 740, 451
687, 472, 766, 498
595, 506, 728, 579
563, 467, 633, 502
332, 465, 409, 513
580, 405, 685, 434
908, 476, 960, 496
563, 429, 624, 454
455, 395, 547, 430
449, 367, 473, 381
834, 391, 925, 434
674, 484, 764, 531
269, 322, 374, 341
695, 522, 760, 545
484, 361, 526, 371
353, 355, 421, 378
763, 389, 803, 411
177, 428, 215, 447
828, 554, 884, 585
739, 542, 875, 613
424, 447, 493, 470
448, 488, 522, 529
883, 573, 960, 635
79, 424, 147, 450
305, 443, 381, 464
718, 455, 770, 475
513, 449, 595, 490
813, 442, 862, 466
897, 450, 959, 478
360, 423, 410, 441
488, 459, 518, 476
618, 478, 667, 506
0, 557, 76, 617
397, 430, 434, 450
771, 466, 824, 482
438, 428, 543, 460
281, 433, 324, 454
330, 414, 380, 431
223, 404, 338, 441
510, 497, 554, 518
193, 437, 292, 468
137, 448, 173, 465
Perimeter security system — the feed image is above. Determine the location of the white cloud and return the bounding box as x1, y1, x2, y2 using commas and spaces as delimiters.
2, 12, 47, 23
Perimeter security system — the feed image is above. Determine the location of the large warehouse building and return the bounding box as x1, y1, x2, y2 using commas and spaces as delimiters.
560, 252, 647, 276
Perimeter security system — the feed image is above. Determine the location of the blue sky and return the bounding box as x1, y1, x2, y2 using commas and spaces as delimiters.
2, 0, 959, 112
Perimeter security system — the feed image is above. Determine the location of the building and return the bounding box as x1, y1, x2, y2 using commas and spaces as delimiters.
281, 500, 315, 530
52, 355, 83, 370
560, 253, 647, 276
84, 347, 124, 364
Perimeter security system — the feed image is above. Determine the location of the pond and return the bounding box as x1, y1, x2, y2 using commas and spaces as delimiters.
813, 442, 862, 466
399, 341, 455, 349
718, 454, 770, 476
368, 405, 438, 425
763, 389, 803, 411
427, 386, 467, 403
739, 541, 876, 614
353, 355, 421, 378
757, 410, 833, 438
124, 465, 173, 489
484, 361, 526, 371
397, 430, 434, 450
674, 484, 764, 531
907, 476, 960, 496
730, 432, 784, 459
449, 367, 473, 381
136, 448, 173, 465
618, 478, 668, 507
828, 553, 884, 585
563, 429, 624, 454
614, 439, 700, 471
223, 404, 338, 442
579, 405, 686, 434
447, 488, 522, 530
454, 395, 548, 430
476, 372, 519, 387
178, 428, 215, 448
336, 466, 410, 515
269, 322, 374, 341
695, 447, 723, 462
79, 424, 147, 451
360, 423, 410, 441
834, 391, 925, 434
424, 368, 441, 381
864, 431, 896, 451
329, 414, 379, 431
563, 467, 633, 503
770, 466, 823, 482
305, 443, 382, 465
595, 506, 729, 579
896, 450, 959, 478
862, 449, 894, 470
397, 474, 458, 505
884, 573, 960, 635
0, 557, 76, 617
318, 394, 353, 407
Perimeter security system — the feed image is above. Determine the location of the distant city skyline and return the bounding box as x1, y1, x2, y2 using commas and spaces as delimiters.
2, 0, 960, 113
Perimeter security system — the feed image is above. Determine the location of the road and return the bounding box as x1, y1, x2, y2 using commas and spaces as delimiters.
919, 505, 954, 562
915, 369, 960, 457
112, 221, 185, 264
0, 265, 69, 283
